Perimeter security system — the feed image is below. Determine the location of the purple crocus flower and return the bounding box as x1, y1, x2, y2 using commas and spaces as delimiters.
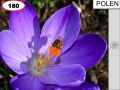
0, 2, 107, 90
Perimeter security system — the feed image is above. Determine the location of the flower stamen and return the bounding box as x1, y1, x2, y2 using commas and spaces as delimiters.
36, 38, 63, 68
49, 46, 61, 57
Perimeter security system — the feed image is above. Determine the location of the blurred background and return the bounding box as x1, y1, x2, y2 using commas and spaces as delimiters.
0, 0, 108, 90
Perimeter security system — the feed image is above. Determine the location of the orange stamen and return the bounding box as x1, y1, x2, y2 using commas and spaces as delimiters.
36, 46, 62, 67
49, 46, 61, 56
41, 46, 61, 65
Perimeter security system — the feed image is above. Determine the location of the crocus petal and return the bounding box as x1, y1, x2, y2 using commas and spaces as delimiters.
0, 30, 31, 74
59, 34, 107, 69
76, 82, 100, 90
45, 85, 69, 90
40, 64, 86, 86
39, 5, 80, 53
9, 2, 40, 52
47, 82, 100, 90
10, 73, 45, 90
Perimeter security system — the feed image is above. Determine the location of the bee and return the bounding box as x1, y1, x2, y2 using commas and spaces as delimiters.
52, 38, 63, 49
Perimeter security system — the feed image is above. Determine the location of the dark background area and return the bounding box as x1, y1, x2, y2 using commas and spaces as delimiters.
0, 0, 108, 90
